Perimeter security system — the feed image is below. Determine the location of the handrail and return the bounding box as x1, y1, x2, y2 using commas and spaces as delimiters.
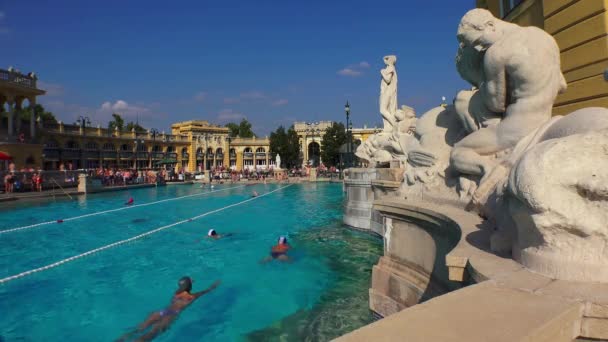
50, 177, 73, 200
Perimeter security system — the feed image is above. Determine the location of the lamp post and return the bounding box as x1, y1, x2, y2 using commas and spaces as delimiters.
344, 101, 352, 168
77, 115, 91, 169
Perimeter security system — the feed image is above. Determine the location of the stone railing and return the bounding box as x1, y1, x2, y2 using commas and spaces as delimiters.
0, 68, 38, 89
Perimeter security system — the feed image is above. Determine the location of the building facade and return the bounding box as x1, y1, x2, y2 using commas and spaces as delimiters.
477, 0, 608, 115
294, 121, 378, 166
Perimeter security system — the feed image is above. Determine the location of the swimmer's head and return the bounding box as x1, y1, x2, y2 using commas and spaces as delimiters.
177, 276, 193, 293
278, 236, 287, 244
208, 229, 217, 237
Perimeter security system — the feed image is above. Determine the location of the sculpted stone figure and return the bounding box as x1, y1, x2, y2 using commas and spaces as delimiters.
275, 154, 281, 169
380, 55, 398, 132
450, 9, 567, 182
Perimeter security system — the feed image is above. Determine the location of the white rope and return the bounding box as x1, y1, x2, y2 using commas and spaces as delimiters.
0, 184, 292, 284
0, 185, 246, 235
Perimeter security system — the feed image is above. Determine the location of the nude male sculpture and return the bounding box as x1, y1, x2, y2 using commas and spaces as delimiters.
450, 9, 567, 180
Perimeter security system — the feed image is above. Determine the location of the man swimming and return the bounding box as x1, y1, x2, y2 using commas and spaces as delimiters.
118, 277, 220, 341
252, 191, 259, 198
205, 229, 232, 240
261, 236, 291, 263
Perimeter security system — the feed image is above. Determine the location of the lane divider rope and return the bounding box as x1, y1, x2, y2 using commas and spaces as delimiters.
0, 184, 293, 284
0, 185, 246, 235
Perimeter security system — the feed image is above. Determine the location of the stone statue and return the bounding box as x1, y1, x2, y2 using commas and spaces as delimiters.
275, 154, 281, 169
450, 8, 567, 184
380, 55, 398, 132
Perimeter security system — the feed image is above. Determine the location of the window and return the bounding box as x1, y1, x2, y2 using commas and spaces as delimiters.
501, 0, 524, 17
85, 141, 98, 150
65, 140, 79, 149
103, 143, 116, 151
256, 147, 265, 153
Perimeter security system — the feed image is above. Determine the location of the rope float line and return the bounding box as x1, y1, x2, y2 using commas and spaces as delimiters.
0, 185, 246, 235
0, 184, 293, 284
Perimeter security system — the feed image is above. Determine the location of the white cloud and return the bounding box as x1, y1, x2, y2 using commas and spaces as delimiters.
337, 61, 370, 77
193, 91, 207, 102
272, 99, 288, 106
216, 109, 245, 123
337, 68, 362, 77
0, 12, 5, 20
38, 81, 64, 97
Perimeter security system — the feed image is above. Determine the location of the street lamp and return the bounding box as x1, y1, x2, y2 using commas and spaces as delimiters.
150, 128, 159, 141
344, 101, 352, 168
77, 115, 91, 169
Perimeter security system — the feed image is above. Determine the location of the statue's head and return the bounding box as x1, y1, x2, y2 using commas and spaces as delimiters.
457, 9, 501, 52
383, 55, 397, 66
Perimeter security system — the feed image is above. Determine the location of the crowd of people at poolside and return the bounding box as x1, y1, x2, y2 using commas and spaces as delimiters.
1, 161, 342, 195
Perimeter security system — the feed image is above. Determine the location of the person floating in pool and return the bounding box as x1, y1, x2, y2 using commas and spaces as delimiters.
118, 277, 220, 342
251, 191, 259, 198
206, 229, 232, 240
261, 236, 291, 263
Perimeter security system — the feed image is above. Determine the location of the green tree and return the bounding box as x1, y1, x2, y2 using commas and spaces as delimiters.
108, 113, 124, 132
126, 121, 146, 132
320, 122, 347, 167
225, 118, 256, 138
269, 125, 300, 168
13, 104, 58, 129
225, 122, 240, 137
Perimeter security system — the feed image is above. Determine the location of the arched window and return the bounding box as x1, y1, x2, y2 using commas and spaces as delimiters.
216, 148, 223, 155
103, 143, 116, 151
136, 143, 147, 152
181, 147, 188, 154
244, 147, 253, 153
166, 146, 175, 152
229, 148, 236, 155
65, 140, 79, 149
256, 147, 265, 153
196, 147, 203, 157
120, 144, 130, 151
206, 147, 213, 154
152, 145, 162, 152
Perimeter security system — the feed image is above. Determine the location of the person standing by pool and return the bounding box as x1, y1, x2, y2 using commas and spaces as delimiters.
118, 277, 220, 342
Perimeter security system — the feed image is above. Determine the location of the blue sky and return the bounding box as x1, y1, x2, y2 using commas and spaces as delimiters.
1, 0, 472, 136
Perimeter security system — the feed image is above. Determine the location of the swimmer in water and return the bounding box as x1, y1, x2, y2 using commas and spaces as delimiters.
252, 191, 258, 198
118, 277, 220, 342
261, 236, 291, 263
205, 229, 232, 240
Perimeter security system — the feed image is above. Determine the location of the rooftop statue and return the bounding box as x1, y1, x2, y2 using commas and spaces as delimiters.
380, 55, 398, 132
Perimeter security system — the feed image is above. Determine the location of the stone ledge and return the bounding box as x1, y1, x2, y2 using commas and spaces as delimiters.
336, 282, 583, 342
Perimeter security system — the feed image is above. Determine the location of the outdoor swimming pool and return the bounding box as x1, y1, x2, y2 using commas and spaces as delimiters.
0, 183, 381, 341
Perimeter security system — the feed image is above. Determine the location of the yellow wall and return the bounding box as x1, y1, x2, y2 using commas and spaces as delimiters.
479, 0, 608, 116
1, 143, 43, 169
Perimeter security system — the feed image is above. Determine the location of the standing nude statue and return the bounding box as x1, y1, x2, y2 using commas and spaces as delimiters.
450, 9, 567, 181
380, 55, 398, 132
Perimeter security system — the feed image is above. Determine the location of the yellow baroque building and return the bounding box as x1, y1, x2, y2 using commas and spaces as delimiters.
477, 0, 608, 115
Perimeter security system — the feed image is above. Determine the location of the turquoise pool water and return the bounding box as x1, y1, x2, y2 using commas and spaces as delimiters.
0, 183, 381, 341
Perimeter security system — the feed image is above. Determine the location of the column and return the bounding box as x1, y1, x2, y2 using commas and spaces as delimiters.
29, 97, 36, 138
6, 96, 14, 137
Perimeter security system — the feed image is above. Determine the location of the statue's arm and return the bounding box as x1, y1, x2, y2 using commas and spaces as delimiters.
381, 68, 394, 84
482, 54, 507, 113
